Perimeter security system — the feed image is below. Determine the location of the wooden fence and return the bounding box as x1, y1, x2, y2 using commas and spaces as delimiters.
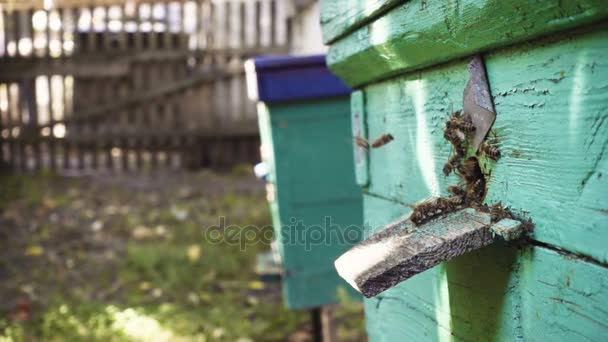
0, 0, 288, 172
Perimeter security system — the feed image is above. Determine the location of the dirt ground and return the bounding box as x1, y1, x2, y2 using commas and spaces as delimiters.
0, 168, 366, 342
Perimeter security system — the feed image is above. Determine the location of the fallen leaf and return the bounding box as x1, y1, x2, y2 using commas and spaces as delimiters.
91, 220, 104, 232
24, 245, 44, 256
187, 245, 201, 262
132, 225, 154, 240
248, 280, 265, 290
170, 206, 188, 221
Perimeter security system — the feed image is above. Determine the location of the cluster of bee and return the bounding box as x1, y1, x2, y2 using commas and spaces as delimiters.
354, 133, 394, 150
410, 157, 487, 226
410, 110, 493, 226
442, 111, 474, 176
410, 195, 465, 225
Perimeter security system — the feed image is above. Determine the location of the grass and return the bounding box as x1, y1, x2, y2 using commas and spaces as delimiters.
0, 169, 366, 342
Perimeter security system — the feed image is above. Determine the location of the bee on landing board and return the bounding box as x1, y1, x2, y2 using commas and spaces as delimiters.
410, 196, 462, 226
437, 196, 464, 210
490, 203, 513, 222
410, 198, 440, 225
371, 133, 394, 148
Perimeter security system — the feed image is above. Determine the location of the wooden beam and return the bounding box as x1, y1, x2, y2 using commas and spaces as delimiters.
326, 0, 608, 87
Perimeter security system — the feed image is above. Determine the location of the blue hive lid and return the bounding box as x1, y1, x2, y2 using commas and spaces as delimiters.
245, 54, 351, 103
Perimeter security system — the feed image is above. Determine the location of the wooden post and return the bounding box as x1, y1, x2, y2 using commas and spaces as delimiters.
311, 308, 323, 342
269, 0, 277, 47
47, 75, 56, 170
255, 1, 262, 48
88, 7, 96, 53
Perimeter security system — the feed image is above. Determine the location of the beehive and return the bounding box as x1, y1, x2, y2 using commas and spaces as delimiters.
321, 1, 608, 340
247, 55, 363, 309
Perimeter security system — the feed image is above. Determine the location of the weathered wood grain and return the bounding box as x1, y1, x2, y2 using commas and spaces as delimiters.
335, 209, 529, 298
361, 194, 608, 341
362, 28, 608, 263
319, 0, 401, 44
325, 0, 608, 87
335, 209, 496, 297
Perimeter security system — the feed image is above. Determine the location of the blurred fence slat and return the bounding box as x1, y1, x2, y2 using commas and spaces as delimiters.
0, 0, 288, 172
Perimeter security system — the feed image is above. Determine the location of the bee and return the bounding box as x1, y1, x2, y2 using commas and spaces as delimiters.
466, 178, 486, 205
457, 157, 483, 183
446, 110, 475, 132
443, 127, 463, 145
437, 196, 464, 211
490, 203, 513, 222
443, 153, 462, 176
371, 133, 394, 148
410, 196, 462, 225
480, 142, 500, 160
353, 136, 369, 149
446, 185, 466, 197
410, 198, 441, 225
458, 120, 476, 133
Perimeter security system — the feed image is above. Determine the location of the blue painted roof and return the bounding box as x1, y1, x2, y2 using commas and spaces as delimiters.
246, 54, 351, 103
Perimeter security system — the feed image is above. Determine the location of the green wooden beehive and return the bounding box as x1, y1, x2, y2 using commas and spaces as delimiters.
246, 55, 363, 309
321, 1, 608, 340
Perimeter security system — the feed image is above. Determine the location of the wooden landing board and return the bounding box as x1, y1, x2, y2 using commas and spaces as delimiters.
336, 208, 501, 298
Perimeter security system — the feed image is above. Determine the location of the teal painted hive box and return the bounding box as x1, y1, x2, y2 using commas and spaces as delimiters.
321, 1, 608, 341
246, 55, 363, 309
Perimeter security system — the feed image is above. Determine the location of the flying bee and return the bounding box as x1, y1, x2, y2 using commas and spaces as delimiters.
446, 185, 466, 197
353, 136, 369, 149
443, 153, 462, 176
490, 203, 513, 222
480, 142, 501, 160
371, 133, 394, 148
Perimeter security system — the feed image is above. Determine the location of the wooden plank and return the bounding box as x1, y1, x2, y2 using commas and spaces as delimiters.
335, 209, 496, 297
269, 0, 276, 47
47, 75, 57, 170
254, 0, 261, 47
319, 0, 401, 44
163, 2, 171, 50
326, 0, 608, 87
15, 83, 26, 171
87, 7, 97, 53
361, 28, 608, 263
239, 1, 246, 49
